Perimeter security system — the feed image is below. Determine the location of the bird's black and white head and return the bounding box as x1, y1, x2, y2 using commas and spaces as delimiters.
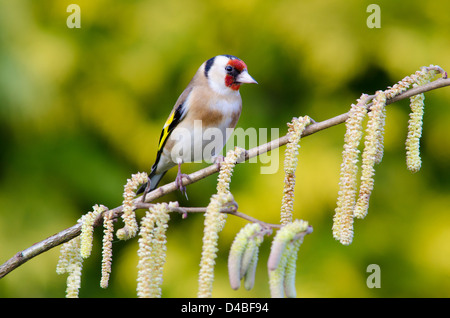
203, 55, 257, 95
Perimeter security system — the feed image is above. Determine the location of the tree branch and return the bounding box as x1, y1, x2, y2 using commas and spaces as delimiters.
136, 202, 282, 229
1, 76, 449, 279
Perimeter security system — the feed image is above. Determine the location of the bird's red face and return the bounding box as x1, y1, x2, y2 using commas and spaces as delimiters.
224, 59, 249, 91
204, 55, 257, 94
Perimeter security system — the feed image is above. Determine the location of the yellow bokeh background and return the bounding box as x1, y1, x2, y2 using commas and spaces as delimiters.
1, 0, 450, 297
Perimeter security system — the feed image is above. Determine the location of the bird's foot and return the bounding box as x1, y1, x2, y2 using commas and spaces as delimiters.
176, 160, 191, 199
141, 177, 151, 202
175, 172, 191, 199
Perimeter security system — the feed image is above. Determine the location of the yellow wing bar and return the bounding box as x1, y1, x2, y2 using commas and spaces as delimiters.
158, 110, 176, 151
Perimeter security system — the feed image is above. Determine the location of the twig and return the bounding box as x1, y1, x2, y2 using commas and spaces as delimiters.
1, 77, 449, 279
136, 203, 282, 229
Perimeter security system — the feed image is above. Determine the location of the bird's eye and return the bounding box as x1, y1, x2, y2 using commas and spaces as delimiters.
225, 65, 233, 72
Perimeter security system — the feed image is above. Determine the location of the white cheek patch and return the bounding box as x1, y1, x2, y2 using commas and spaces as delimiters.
207, 55, 241, 96
208, 74, 228, 95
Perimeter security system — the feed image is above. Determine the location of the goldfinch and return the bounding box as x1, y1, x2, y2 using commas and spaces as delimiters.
138, 54, 257, 200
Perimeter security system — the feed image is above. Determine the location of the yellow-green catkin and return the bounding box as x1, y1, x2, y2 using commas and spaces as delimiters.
402, 66, 443, 172
268, 220, 309, 298
385, 65, 443, 100
198, 147, 243, 298
332, 65, 445, 245
136, 202, 174, 298
56, 236, 84, 298
406, 90, 425, 172
216, 147, 245, 229
117, 172, 148, 240
280, 116, 311, 226
137, 211, 156, 298
384, 65, 444, 172
58, 204, 107, 295
268, 246, 289, 298
100, 209, 115, 288
198, 192, 234, 298
217, 147, 245, 195
333, 95, 368, 245
228, 222, 265, 290
354, 91, 387, 219
283, 236, 304, 298
80, 204, 106, 258
242, 236, 263, 291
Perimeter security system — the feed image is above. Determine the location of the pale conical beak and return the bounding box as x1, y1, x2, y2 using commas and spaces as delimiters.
236, 70, 258, 84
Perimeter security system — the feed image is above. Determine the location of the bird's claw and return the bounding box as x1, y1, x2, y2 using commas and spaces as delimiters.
141, 177, 152, 202
176, 172, 191, 199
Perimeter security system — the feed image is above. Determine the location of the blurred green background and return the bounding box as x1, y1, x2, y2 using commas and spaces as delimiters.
1, 0, 450, 298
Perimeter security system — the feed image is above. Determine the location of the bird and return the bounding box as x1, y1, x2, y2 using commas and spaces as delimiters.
137, 54, 257, 201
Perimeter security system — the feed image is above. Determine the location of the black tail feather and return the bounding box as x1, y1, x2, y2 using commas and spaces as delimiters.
136, 170, 167, 196
136, 182, 147, 195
